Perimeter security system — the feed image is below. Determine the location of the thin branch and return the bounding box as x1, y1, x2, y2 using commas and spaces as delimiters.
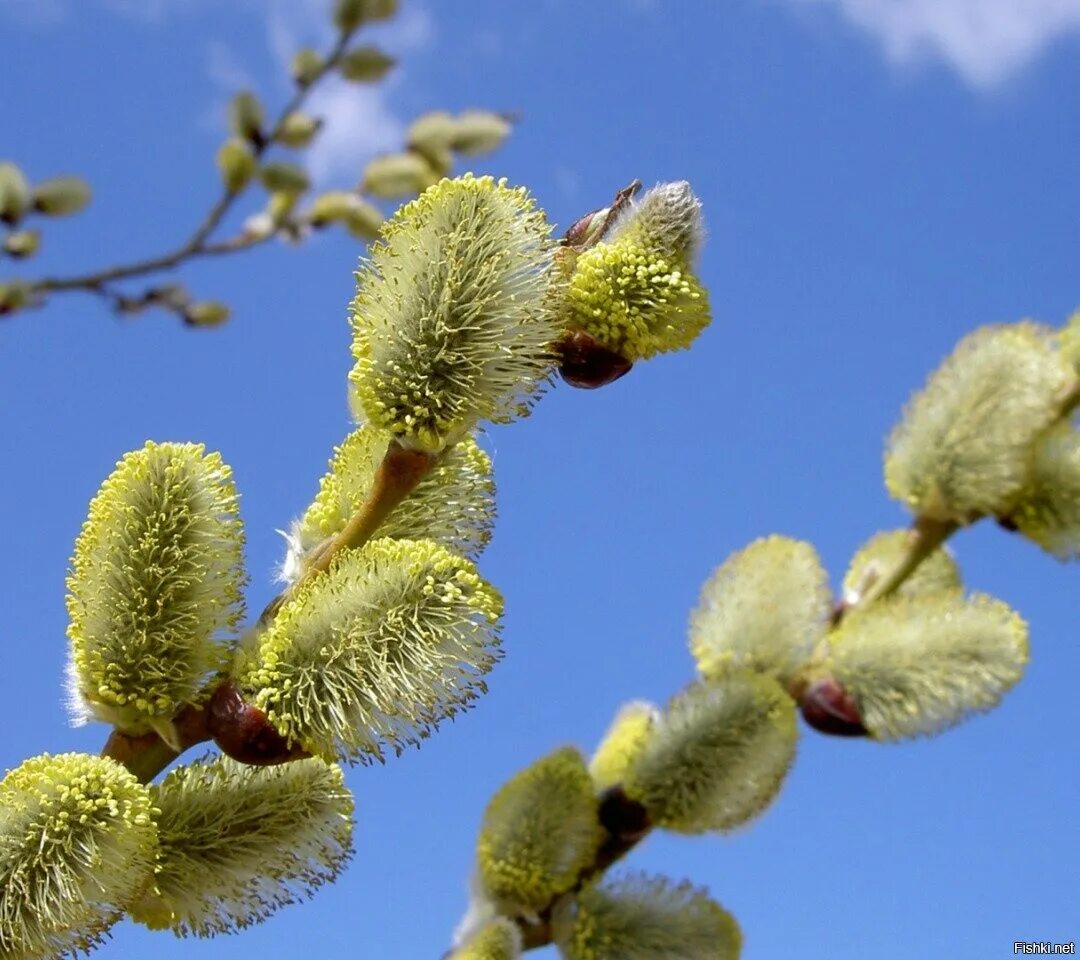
27, 27, 356, 303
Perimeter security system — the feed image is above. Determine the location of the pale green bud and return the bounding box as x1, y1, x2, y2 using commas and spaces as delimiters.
267, 190, 299, 224
2, 229, 40, 258
843, 529, 961, 604
360, 151, 439, 199
183, 300, 231, 328
0, 161, 30, 224
291, 47, 324, 87
450, 111, 512, 156
31, 176, 91, 216
259, 161, 311, 195
66, 441, 247, 735
277, 112, 323, 148
477, 747, 604, 915
339, 45, 397, 82
0, 753, 157, 958
333, 0, 366, 31
350, 174, 558, 452
622, 673, 797, 834
216, 139, 256, 192
236, 537, 502, 762
308, 191, 384, 239
407, 110, 458, 152
588, 701, 659, 792
130, 755, 353, 937
553, 873, 742, 960
228, 91, 264, 145
690, 535, 831, 686
885, 323, 1069, 522
285, 425, 495, 581
450, 918, 522, 960
563, 181, 709, 361
824, 592, 1028, 740
0, 280, 31, 315
1010, 420, 1080, 559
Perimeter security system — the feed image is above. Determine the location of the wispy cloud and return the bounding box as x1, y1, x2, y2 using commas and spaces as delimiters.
787, 0, 1080, 87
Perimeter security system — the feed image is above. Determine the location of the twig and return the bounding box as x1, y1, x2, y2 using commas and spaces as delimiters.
26, 28, 356, 308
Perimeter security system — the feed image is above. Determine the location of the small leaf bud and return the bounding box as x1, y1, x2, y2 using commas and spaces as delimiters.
228, 90, 265, 145
339, 44, 397, 82
450, 110, 512, 156
359, 151, 439, 199
333, 0, 366, 32
0, 279, 31, 315
31, 175, 92, 216
259, 160, 311, 195
183, 300, 231, 328
216, 138, 257, 192
407, 110, 458, 153
842, 528, 961, 604
476, 747, 604, 915
277, 111, 323, 148
3, 228, 40, 258
291, 47, 324, 87
308, 190, 384, 239
0, 160, 30, 224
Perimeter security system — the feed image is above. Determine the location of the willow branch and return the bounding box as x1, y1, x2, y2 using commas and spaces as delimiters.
27, 28, 356, 305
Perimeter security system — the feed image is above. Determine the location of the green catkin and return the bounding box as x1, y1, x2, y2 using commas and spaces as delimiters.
130, 755, 353, 937
825, 592, 1028, 740
689, 536, 831, 685
237, 537, 502, 763
622, 672, 797, 834
350, 174, 558, 452
476, 747, 604, 915
0, 753, 157, 959
66, 441, 246, 737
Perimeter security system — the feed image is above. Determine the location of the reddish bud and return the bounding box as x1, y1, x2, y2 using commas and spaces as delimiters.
558, 330, 633, 389
799, 677, 868, 738
208, 680, 310, 765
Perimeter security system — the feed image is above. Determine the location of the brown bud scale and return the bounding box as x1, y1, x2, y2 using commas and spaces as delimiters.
208, 679, 310, 765
799, 677, 868, 738
558, 330, 633, 389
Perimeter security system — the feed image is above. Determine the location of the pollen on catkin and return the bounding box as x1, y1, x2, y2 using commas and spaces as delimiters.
1010, 420, 1080, 560
66, 441, 247, 735
0, 753, 157, 959
476, 747, 604, 916
236, 537, 502, 763
842, 529, 962, 603
884, 323, 1068, 523
286, 424, 495, 580
824, 592, 1028, 740
349, 174, 559, 453
621, 672, 797, 835
563, 181, 710, 362
552, 873, 742, 960
450, 917, 522, 960
129, 755, 353, 937
588, 701, 660, 793
689, 536, 831, 686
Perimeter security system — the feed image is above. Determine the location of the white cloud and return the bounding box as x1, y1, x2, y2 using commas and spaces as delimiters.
258, 0, 435, 185
789, 0, 1080, 87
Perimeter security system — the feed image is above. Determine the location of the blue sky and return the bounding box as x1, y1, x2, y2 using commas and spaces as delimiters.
1, 1, 1078, 958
